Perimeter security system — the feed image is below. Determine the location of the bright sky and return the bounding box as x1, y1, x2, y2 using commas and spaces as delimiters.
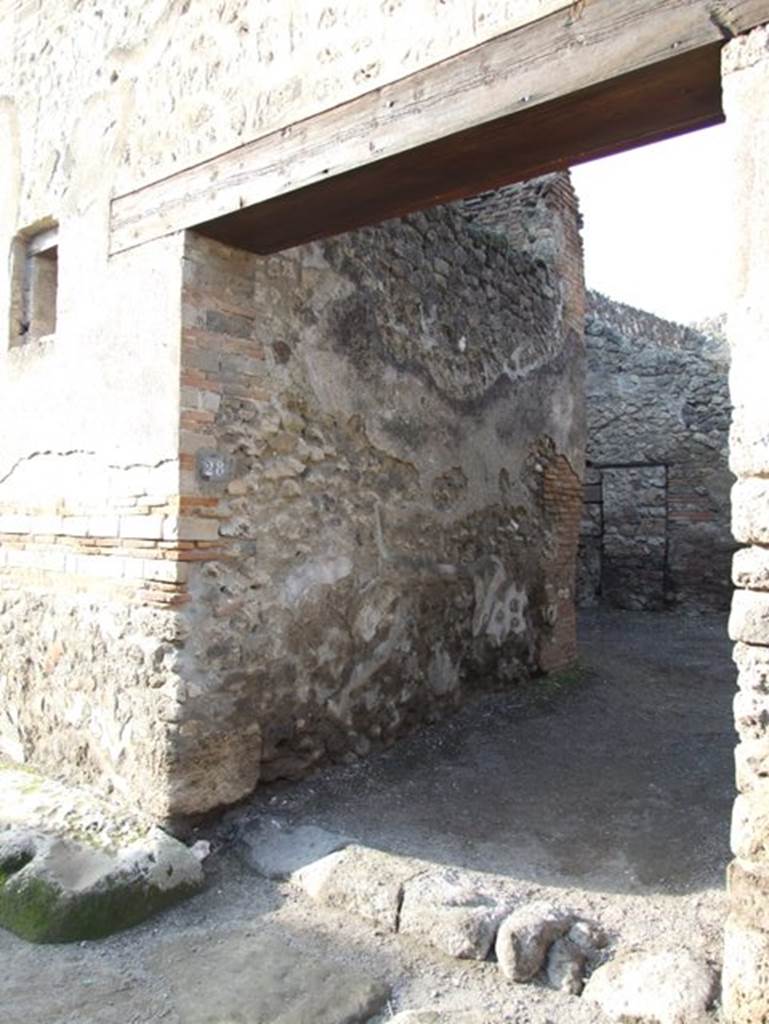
570, 123, 729, 326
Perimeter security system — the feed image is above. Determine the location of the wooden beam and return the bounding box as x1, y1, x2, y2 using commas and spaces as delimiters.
27, 227, 58, 257
198, 45, 724, 255
110, 0, 769, 256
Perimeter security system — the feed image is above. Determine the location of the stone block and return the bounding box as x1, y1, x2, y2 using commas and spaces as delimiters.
582, 949, 717, 1024
61, 515, 91, 537
736, 739, 769, 795
162, 516, 221, 542
238, 821, 351, 880
722, 913, 769, 1024
33, 550, 67, 574
732, 793, 769, 861
735, 642, 769, 693
0, 515, 31, 534
180, 385, 201, 410
735, 690, 769, 742
545, 937, 587, 995
728, 860, 769, 933
262, 456, 305, 480
142, 559, 187, 585
730, 407, 769, 478
119, 515, 165, 541
733, 479, 769, 545
32, 515, 64, 535
85, 516, 120, 538
495, 901, 575, 982
734, 547, 769, 592
398, 867, 516, 960
0, 827, 203, 942
293, 845, 420, 933
80, 553, 124, 579
730, 591, 769, 645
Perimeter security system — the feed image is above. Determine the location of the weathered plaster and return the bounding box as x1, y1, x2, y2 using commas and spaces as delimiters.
167, 176, 584, 810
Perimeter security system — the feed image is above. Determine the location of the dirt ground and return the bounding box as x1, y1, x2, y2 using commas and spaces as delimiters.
1, 610, 736, 1024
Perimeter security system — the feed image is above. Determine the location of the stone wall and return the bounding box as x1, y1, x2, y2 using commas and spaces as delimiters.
173, 174, 584, 804
722, 26, 769, 1024
577, 291, 734, 612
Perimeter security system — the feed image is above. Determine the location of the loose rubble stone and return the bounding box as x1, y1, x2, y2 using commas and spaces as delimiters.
494, 901, 576, 982
153, 929, 390, 1024
0, 827, 203, 942
582, 949, 718, 1024
293, 844, 420, 932
544, 917, 608, 993
238, 820, 351, 879
398, 867, 516, 960
568, 918, 609, 955
545, 936, 587, 994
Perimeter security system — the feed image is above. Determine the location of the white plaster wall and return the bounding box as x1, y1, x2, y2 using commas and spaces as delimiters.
4, 1, 571, 205
0, 219, 183, 509
0, 56, 183, 509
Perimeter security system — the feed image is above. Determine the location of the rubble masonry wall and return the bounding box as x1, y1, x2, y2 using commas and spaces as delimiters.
172, 175, 584, 803
577, 292, 734, 612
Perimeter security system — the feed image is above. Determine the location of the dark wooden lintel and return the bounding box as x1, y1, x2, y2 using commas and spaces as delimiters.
197, 44, 724, 255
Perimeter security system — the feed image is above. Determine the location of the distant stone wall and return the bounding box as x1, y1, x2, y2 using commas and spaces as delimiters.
577, 291, 734, 612
174, 174, 584, 803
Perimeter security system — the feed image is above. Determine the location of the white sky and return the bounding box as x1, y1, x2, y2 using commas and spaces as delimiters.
570, 123, 728, 326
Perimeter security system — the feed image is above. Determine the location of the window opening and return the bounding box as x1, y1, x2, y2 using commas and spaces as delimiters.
11, 225, 58, 346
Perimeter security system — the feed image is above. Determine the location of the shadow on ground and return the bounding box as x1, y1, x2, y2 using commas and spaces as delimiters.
240, 610, 736, 896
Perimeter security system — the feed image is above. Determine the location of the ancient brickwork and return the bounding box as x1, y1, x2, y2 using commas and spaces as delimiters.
170, 175, 584, 804
0, 461, 226, 815
722, 26, 769, 1024
577, 291, 734, 612
539, 452, 584, 672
